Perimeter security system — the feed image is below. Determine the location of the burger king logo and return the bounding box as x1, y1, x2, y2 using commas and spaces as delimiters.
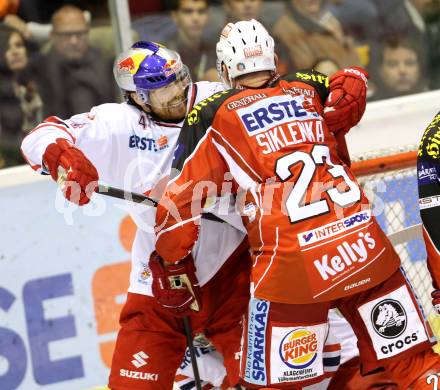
279, 328, 318, 369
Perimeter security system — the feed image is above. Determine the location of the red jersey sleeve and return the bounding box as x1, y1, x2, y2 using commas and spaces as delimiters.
155, 131, 230, 263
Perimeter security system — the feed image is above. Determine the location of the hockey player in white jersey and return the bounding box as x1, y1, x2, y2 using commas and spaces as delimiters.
21, 41, 251, 389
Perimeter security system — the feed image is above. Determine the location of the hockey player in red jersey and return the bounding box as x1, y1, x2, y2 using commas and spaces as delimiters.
21, 41, 251, 389
153, 20, 437, 388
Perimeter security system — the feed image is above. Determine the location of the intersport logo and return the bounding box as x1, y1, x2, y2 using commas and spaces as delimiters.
313, 232, 376, 280
298, 211, 371, 247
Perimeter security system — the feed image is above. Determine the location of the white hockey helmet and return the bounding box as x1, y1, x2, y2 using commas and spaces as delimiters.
216, 19, 275, 86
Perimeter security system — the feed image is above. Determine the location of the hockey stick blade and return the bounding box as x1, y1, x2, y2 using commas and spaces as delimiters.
387, 223, 422, 246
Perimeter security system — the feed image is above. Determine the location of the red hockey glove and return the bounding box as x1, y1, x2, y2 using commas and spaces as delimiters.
431, 290, 440, 314
149, 251, 201, 316
43, 138, 99, 205
324, 66, 368, 135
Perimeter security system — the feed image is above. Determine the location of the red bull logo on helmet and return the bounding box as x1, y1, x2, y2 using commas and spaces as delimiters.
118, 57, 135, 71
118, 53, 148, 75
163, 59, 182, 77
164, 59, 176, 69
279, 329, 318, 369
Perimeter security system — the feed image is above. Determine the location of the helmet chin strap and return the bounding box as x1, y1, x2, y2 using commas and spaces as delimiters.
220, 62, 235, 88
228, 73, 236, 88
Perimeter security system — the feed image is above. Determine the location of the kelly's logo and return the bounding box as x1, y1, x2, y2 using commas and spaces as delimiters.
313, 232, 376, 281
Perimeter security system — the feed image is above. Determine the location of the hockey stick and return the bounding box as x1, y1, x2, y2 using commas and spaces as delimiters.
97, 183, 225, 226
57, 166, 224, 224
387, 223, 423, 246
183, 316, 203, 390
96, 183, 158, 206
88, 180, 429, 248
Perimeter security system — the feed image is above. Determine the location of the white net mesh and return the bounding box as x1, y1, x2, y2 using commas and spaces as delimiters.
354, 148, 440, 346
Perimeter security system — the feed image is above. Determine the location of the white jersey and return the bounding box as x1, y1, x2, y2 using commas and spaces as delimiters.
176, 346, 226, 388
21, 81, 246, 296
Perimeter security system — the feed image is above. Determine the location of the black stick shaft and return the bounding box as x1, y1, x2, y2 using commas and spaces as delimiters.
183, 316, 202, 390
96, 184, 158, 206
96, 183, 225, 224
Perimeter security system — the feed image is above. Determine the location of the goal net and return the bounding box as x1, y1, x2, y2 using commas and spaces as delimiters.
352, 145, 440, 349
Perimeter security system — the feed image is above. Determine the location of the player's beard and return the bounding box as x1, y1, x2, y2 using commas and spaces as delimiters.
150, 98, 187, 122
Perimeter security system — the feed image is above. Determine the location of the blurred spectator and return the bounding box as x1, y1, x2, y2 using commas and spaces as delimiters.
3, 13, 33, 40
131, 0, 175, 46
413, 0, 440, 88
312, 57, 339, 76
371, 0, 431, 74
132, 13, 175, 45
370, 36, 427, 101
14, 0, 82, 24
272, 0, 362, 70
129, 0, 165, 16
221, 0, 286, 43
202, 0, 285, 43
3, 0, 137, 58
327, 0, 380, 67
372, 0, 428, 44
33, 5, 116, 118
202, 0, 291, 76
223, 0, 263, 22
0, 24, 42, 167
2, 1, 84, 44
200, 0, 264, 48
0, 0, 18, 19
165, 0, 217, 81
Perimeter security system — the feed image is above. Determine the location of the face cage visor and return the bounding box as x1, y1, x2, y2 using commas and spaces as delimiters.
136, 64, 192, 109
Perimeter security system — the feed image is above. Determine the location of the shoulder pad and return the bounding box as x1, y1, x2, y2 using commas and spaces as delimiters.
186, 89, 236, 127
284, 70, 329, 103
419, 112, 440, 160
194, 81, 226, 96
173, 89, 240, 170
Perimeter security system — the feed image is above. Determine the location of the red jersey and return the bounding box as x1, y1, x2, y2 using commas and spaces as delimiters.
155, 71, 401, 304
